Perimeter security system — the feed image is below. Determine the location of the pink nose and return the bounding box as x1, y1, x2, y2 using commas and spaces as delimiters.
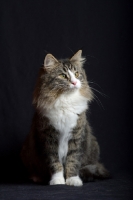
72, 81, 77, 85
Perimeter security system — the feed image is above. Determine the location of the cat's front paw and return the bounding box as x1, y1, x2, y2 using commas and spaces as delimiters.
50, 177, 65, 185
50, 171, 65, 185
66, 176, 83, 186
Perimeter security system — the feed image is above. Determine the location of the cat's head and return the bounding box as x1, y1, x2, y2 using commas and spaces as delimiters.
33, 50, 93, 108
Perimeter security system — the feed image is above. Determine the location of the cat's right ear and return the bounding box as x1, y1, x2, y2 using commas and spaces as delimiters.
44, 54, 58, 70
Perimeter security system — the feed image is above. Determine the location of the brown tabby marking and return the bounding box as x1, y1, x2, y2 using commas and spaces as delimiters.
21, 50, 110, 186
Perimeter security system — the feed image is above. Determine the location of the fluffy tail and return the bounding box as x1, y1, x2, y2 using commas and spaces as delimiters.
79, 162, 110, 182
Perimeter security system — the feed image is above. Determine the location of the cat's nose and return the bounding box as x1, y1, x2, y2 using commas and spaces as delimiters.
71, 81, 77, 85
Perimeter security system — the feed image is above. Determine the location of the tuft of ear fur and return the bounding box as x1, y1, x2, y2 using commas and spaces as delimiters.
44, 54, 59, 69
70, 50, 86, 64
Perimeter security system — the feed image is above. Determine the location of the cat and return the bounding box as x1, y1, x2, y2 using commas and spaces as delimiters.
21, 50, 110, 186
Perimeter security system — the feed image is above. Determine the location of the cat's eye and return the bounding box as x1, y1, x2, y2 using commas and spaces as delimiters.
75, 72, 79, 78
60, 74, 67, 79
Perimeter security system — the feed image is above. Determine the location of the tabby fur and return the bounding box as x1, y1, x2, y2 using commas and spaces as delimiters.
21, 50, 109, 186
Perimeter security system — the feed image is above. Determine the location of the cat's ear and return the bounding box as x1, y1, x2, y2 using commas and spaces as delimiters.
44, 54, 58, 69
70, 50, 85, 64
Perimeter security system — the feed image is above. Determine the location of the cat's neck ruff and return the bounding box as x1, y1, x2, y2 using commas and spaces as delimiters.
43, 89, 88, 163
44, 89, 88, 119
44, 90, 88, 132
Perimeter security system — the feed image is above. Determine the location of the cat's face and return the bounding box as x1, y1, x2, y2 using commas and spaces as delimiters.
45, 60, 84, 93
33, 50, 93, 107
42, 50, 87, 94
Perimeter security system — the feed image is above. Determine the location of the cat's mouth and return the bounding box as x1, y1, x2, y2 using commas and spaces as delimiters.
69, 80, 81, 89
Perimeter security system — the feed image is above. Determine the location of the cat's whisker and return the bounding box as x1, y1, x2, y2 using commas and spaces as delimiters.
81, 81, 106, 109
89, 81, 104, 90
90, 87, 108, 98
93, 93, 105, 110
89, 81, 108, 97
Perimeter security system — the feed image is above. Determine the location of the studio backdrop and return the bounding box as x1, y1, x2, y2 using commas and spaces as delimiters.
0, 0, 132, 181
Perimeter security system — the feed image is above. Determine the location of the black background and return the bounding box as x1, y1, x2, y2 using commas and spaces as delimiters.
0, 0, 132, 182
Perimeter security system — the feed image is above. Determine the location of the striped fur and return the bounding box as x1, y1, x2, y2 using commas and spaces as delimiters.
21, 50, 110, 186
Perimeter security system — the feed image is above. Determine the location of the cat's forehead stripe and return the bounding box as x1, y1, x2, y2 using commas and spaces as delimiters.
68, 64, 72, 70
63, 66, 68, 73
62, 62, 76, 73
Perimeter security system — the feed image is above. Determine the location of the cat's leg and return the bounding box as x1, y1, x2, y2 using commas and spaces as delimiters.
38, 126, 66, 185
50, 167, 65, 185
80, 123, 110, 181
65, 139, 83, 186
49, 152, 65, 185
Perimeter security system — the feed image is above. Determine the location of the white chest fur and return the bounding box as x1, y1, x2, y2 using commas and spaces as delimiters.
44, 90, 88, 163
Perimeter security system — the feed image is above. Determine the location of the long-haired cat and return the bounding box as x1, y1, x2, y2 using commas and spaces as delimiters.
21, 50, 109, 186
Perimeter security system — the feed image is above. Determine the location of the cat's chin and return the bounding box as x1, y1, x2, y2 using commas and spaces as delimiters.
67, 87, 79, 94
69, 84, 81, 90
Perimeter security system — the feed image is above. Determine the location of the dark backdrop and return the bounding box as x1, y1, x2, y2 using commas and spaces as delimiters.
0, 0, 132, 182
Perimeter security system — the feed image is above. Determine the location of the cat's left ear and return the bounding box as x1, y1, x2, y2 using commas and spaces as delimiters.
44, 54, 59, 70
70, 50, 85, 65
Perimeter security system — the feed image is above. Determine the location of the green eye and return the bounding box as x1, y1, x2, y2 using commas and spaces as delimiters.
75, 72, 79, 78
60, 74, 67, 79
